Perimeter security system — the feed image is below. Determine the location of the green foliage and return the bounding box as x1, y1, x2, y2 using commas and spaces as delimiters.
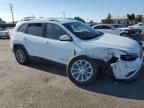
88, 20, 97, 26
101, 14, 113, 24
74, 16, 85, 23
127, 13, 135, 21
135, 15, 143, 23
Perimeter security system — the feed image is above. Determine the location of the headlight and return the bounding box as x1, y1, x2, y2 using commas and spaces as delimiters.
120, 54, 139, 61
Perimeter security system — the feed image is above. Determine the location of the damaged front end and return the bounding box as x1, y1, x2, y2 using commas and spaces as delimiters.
107, 48, 143, 80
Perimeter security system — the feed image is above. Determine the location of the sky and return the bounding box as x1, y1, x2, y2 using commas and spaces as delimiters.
0, 0, 144, 22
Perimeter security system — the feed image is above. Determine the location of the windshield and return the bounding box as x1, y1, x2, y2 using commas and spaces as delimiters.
63, 22, 104, 40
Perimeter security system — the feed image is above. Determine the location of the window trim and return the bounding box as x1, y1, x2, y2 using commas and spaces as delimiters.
25, 23, 45, 37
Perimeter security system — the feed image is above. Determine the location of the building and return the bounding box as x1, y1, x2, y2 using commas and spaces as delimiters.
112, 16, 128, 25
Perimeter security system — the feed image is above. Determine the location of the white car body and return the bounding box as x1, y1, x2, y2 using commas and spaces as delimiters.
129, 23, 144, 34
92, 24, 129, 36
0, 30, 9, 38
10, 18, 143, 81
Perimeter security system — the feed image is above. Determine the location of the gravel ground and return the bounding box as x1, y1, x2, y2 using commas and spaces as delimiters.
0, 39, 144, 108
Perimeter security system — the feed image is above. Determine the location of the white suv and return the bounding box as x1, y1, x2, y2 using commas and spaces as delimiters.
10, 18, 143, 85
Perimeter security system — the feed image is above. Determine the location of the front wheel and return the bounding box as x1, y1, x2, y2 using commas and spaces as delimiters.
14, 46, 29, 65
67, 56, 98, 85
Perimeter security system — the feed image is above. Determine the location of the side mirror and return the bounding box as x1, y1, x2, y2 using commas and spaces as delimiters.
59, 35, 73, 41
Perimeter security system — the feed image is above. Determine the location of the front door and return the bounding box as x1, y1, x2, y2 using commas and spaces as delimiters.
42, 23, 75, 64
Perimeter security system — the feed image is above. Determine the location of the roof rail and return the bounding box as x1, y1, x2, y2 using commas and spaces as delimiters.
19, 17, 76, 22
47, 18, 60, 22
20, 17, 37, 21
47, 17, 75, 22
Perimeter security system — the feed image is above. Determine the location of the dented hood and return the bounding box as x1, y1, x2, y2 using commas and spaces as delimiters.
83, 33, 140, 53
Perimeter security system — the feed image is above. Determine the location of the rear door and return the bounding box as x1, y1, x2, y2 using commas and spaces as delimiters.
23, 23, 45, 57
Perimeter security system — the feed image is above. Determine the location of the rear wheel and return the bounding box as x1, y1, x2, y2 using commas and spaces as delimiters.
14, 46, 29, 65
67, 56, 98, 85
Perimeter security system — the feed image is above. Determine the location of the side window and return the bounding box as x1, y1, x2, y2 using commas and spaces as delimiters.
94, 26, 102, 29
46, 23, 68, 40
27, 23, 43, 37
17, 24, 27, 33
102, 25, 111, 29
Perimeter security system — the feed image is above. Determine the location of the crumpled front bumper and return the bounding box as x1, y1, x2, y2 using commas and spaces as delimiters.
111, 56, 143, 80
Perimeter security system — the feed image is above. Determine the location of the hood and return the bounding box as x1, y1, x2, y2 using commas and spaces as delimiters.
83, 33, 140, 53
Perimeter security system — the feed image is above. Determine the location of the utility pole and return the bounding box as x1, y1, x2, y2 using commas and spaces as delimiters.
62, 12, 66, 18
143, 10, 144, 23
10, 3, 14, 24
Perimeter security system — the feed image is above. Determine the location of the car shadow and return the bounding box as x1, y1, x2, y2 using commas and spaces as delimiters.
27, 58, 144, 100
80, 74, 144, 100
28, 58, 67, 77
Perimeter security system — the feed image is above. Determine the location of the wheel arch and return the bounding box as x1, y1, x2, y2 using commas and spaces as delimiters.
13, 44, 28, 54
68, 55, 113, 78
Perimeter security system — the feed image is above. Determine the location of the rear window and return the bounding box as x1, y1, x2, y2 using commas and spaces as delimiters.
17, 24, 27, 33
26, 23, 43, 37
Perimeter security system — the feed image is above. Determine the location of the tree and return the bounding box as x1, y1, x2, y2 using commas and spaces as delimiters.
135, 15, 143, 23
127, 13, 135, 24
101, 14, 113, 24
74, 16, 85, 23
0, 18, 6, 24
88, 20, 97, 26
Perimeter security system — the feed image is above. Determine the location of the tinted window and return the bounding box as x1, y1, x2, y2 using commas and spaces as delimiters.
27, 23, 43, 36
94, 26, 102, 29
17, 24, 27, 32
46, 23, 67, 40
101, 25, 111, 29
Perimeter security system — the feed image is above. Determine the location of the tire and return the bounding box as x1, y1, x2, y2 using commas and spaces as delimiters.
67, 56, 98, 86
14, 46, 29, 65
120, 33, 129, 37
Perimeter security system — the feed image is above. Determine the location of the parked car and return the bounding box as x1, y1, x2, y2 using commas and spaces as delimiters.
0, 29, 9, 39
129, 23, 144, 34
10, 18, 143, 85
110, 24, 142, 35
93, 24, 141, 37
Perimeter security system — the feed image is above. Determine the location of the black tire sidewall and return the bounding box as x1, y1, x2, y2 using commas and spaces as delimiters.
67, 56, 97, 85
14, 46, 29, 65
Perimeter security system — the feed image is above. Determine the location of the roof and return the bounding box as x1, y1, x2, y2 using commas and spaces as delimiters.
19, 18, 77, 24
